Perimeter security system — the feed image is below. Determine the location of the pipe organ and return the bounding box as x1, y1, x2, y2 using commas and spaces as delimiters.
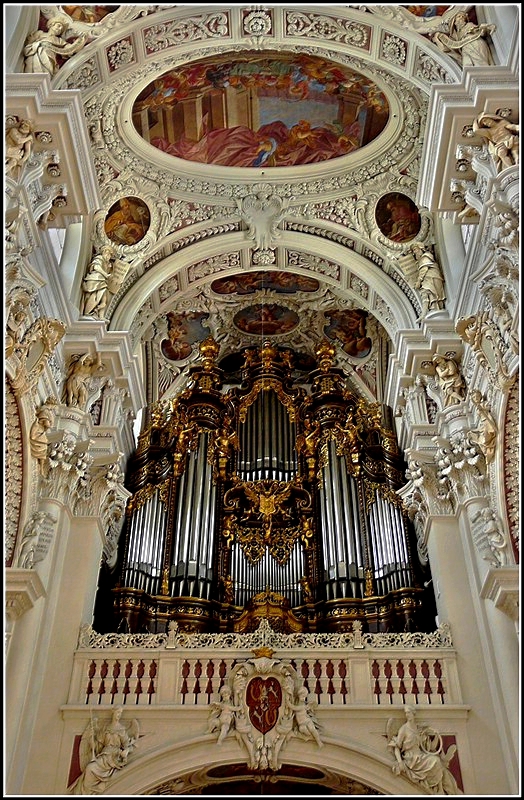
110, 337, 434, 634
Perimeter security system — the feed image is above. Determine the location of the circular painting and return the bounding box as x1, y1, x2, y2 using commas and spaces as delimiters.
104, 196, 150, 246
132, 52, 389, 168
233, 304, 299, 336
375, 192, 421, 243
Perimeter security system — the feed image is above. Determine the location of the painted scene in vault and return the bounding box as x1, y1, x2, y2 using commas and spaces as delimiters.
324, 309, 372, 358
161, 311, 210, 361
406, 5, 451, 17
211, 271, 319, 294
234, 304, 300, 336
375, 192, 421, 243
104, 196, 150, 246
62, 5, 119, 23
132, 53, 389, 167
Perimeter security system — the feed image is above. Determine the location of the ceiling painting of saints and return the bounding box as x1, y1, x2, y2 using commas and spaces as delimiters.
375, 192, 421, 243
324, 309, 372, 358
405, 5, 451, 18
233, 304, 300, 336
132, 52, 389, 168
104, 196, 150, 246
211, 271, 320, 295
61, 5, 119, 23
161, 311, 210, 361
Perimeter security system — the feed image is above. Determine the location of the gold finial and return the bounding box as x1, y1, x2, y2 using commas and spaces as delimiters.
199, 336, 219, 370
316, 339, 336, 372
261, 339, 277, 369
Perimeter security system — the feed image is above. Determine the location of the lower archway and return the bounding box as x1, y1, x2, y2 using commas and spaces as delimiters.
146, 762, 382, 795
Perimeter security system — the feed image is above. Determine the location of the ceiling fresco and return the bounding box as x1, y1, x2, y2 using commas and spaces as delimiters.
233, 303, 300, 336
62, 5, 119, 23
132, 52, 389, 168
324, 309, 373, 359
161, 311, 210, 361
210, 271, 320, 295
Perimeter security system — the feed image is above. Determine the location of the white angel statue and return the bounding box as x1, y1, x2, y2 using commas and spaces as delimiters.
70, 707, 139, 794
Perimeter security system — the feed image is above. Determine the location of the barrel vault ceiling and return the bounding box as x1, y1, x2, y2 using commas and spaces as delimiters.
17, 4, 471, 407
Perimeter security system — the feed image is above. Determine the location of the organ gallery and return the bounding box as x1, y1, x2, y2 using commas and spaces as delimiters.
108, 337, 434, 635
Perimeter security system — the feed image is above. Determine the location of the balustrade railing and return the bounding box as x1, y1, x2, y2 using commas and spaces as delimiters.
66, 621, 462, 708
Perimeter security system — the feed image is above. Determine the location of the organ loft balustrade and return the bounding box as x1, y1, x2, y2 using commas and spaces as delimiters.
101, 337, 437, 636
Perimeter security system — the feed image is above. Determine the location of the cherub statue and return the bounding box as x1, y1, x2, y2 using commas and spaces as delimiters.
288, 685, 323, 748
5, 117, 34, 179
208, 685, 240, 745
70, 707, 139, 795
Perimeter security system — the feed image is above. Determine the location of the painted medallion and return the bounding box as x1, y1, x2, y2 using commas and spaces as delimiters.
104, 196, 150, 245
375, 192, 421, 243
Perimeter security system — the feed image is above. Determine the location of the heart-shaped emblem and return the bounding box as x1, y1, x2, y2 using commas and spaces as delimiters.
246, 676, 282, 733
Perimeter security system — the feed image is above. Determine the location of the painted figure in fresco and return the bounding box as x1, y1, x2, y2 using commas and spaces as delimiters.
387, 706, 459, 794
63, 5, 116, 24
23, 16, 87, 77
5, 118, 34, 179
431, 11, 496, 67
472, 111, 519, 170
325, 310, 372, 358
383, 197, 421, 242
104, 197, 149, 246
234, 304, 299, 336
142, 54, 389, 168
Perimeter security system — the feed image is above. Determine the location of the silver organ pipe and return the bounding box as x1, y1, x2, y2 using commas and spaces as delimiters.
170, 432, 216, 599
367, 489, 413, 594
238, 391, 297, 482
123, 494, 167, 595
231, 542, 304, 607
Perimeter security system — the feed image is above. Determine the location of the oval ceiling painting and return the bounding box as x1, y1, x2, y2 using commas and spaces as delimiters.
234, 304, 300, 336
132, 52, 389, 168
